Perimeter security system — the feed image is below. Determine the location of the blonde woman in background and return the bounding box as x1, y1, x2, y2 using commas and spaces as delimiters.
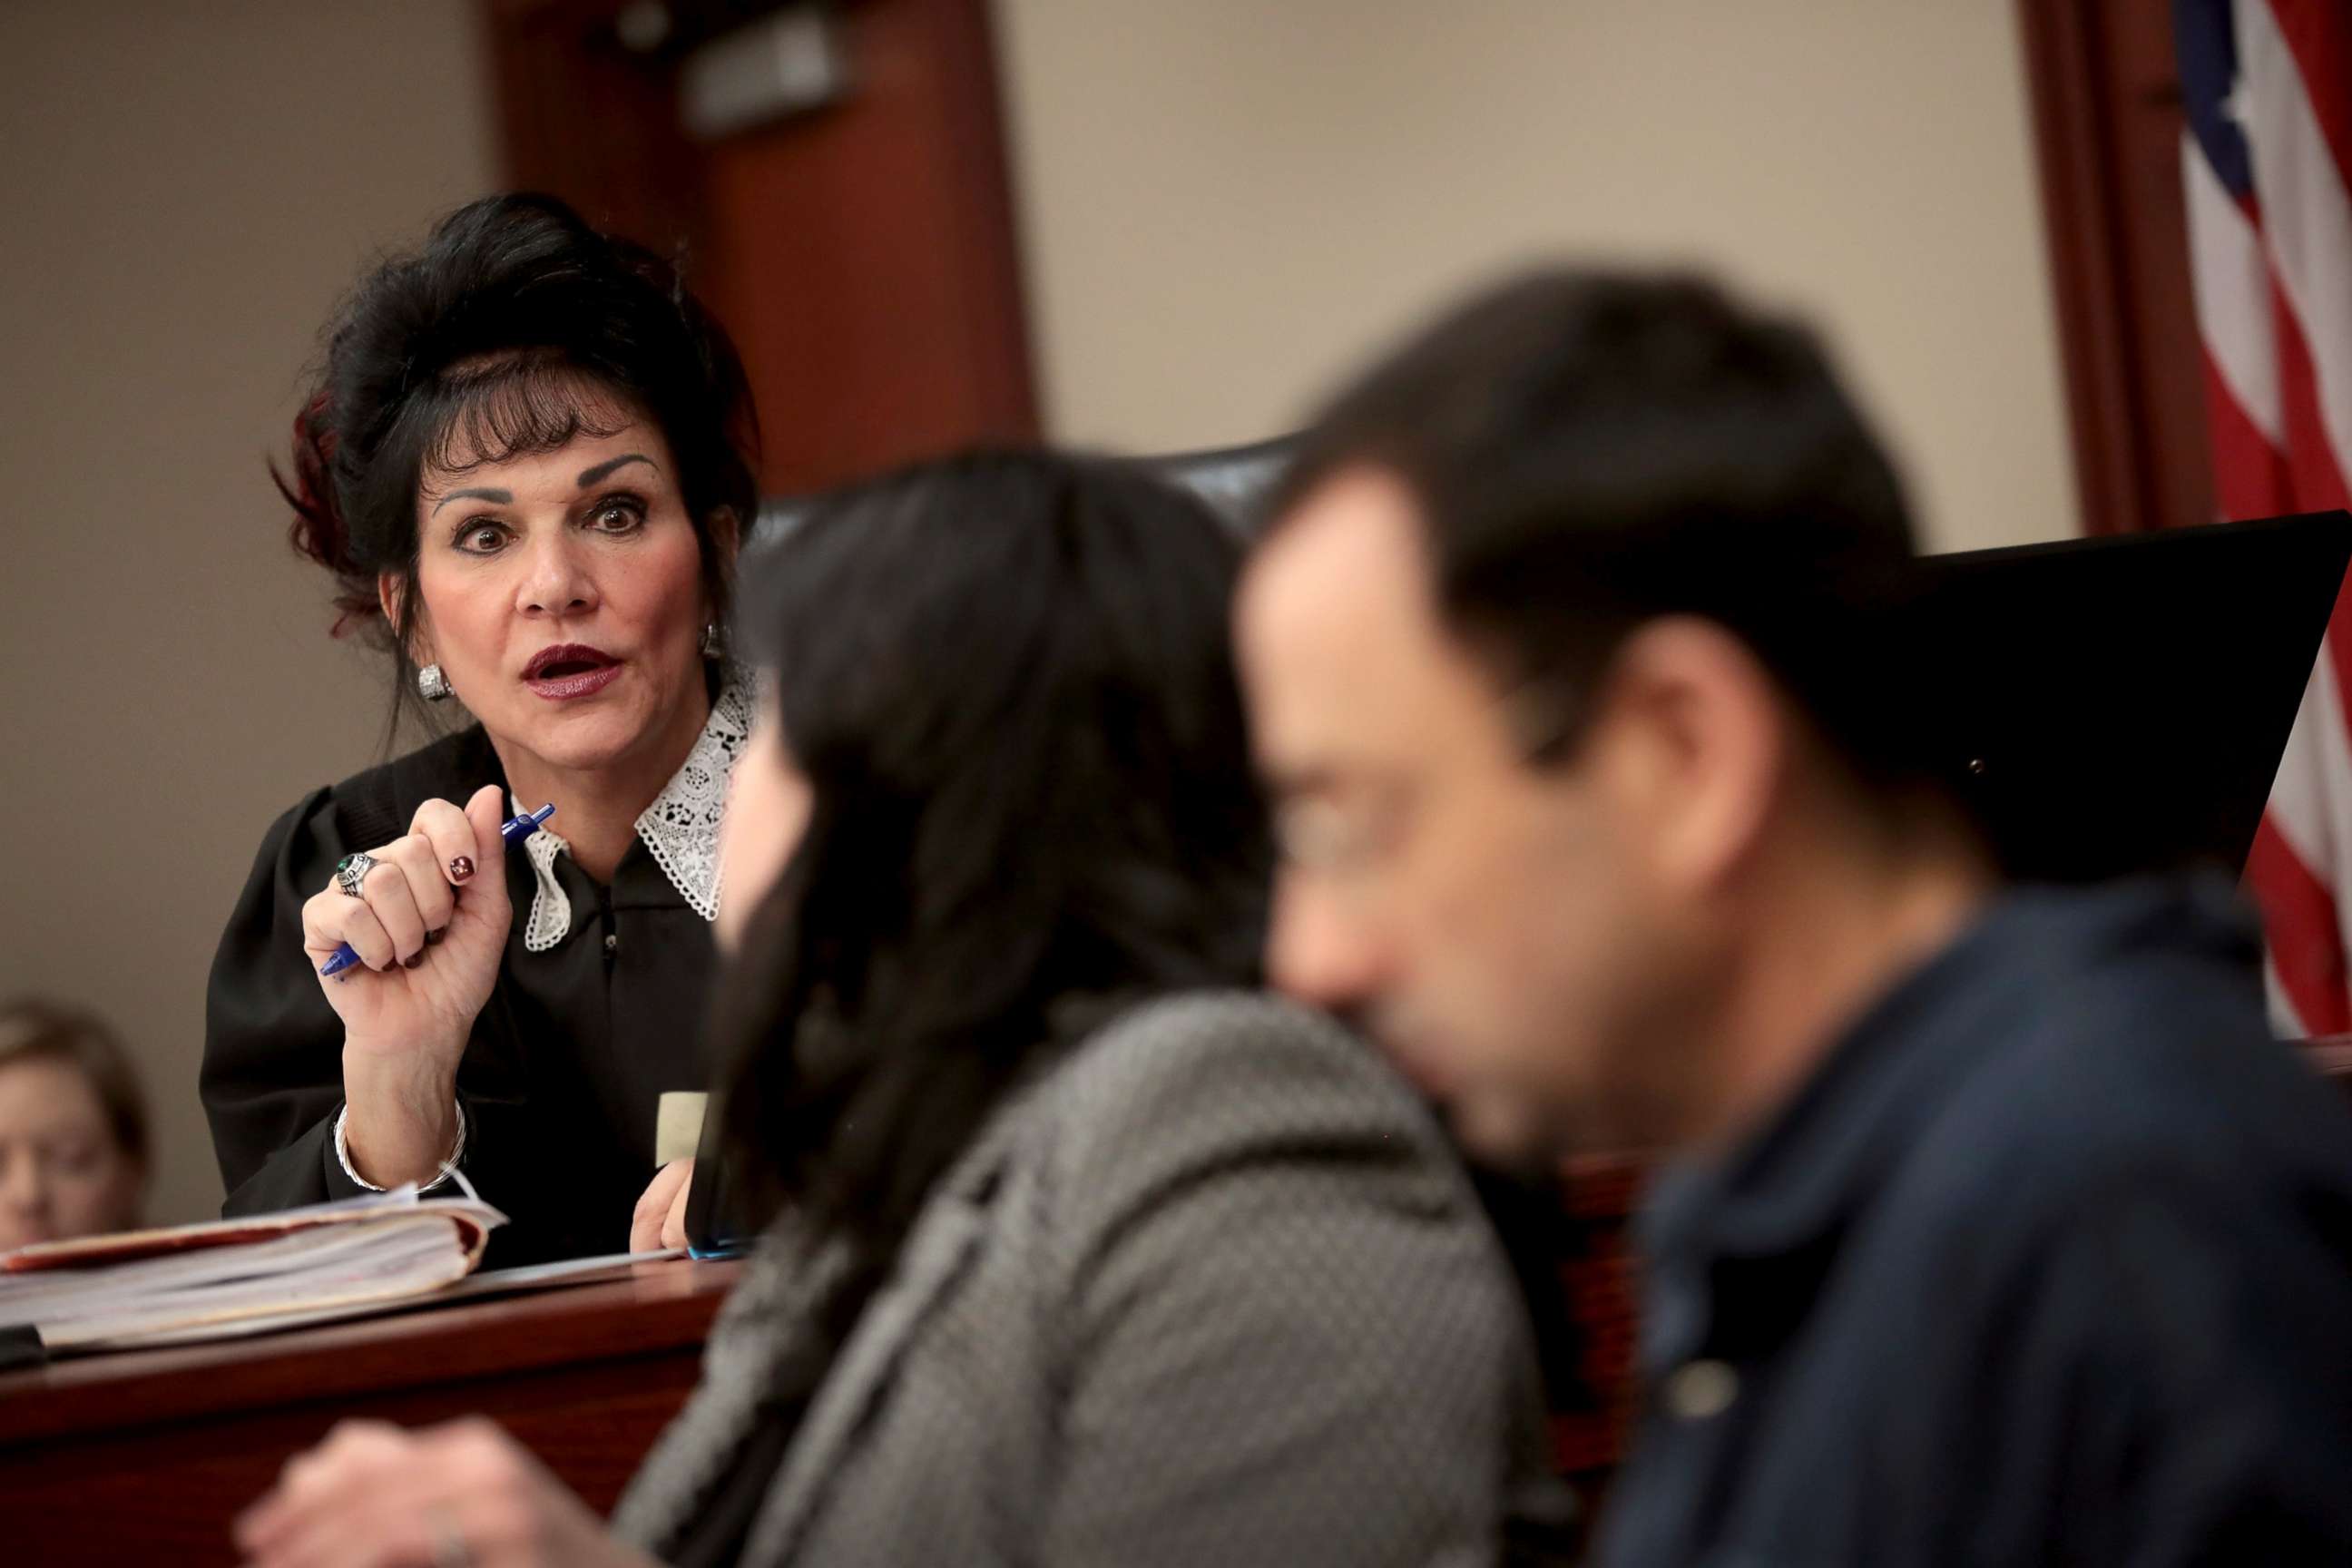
0, 999, 149, 1250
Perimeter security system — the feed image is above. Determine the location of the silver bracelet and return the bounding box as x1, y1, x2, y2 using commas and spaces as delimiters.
334, 1099, 467, 1193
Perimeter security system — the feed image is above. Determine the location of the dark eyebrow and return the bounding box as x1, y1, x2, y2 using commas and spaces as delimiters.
1262, 761, 1338, 800
1264, 758, 1420, 805
429, 486, 513, 516
577, 453, 656, 487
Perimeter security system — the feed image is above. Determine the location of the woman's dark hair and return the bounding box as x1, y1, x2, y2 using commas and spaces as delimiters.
278, 192, 759, 730
1273, 267, 1932, 794
0, 998, 150, 1172
707, 448, 1270, 1357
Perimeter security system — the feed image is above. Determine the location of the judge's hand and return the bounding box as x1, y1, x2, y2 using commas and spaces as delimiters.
236, 1417, 653, 1568
631, 1159, 694, 1254
299, 785, 513, 1185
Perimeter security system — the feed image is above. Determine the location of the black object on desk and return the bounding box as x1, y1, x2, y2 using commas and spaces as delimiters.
0, 1324, 47, 1372
1910, 509, 2352, 883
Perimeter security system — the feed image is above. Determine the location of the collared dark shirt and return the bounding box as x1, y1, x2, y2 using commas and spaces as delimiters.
1598, 878, 2352, 1566
201, 723, 720, 1268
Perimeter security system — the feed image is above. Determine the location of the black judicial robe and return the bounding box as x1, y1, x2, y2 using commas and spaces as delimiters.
202, 724, 720, 1267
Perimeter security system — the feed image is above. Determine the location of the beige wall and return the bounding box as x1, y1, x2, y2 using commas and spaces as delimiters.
0, 1, 495, 1222
995, 0, 2080, 554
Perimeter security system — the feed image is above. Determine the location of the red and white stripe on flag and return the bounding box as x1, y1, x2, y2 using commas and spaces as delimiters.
2180, 0, 2352, 1034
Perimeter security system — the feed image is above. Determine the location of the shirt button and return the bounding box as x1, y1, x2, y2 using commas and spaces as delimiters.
603, 933, 619, 955
1664, 1358, 1740, 1420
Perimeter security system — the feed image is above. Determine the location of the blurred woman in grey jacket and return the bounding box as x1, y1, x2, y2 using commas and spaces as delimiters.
235, 451, 1573, 1568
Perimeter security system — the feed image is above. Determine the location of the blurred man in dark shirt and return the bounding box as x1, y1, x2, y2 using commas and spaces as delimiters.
1234, 269, 2352, 1565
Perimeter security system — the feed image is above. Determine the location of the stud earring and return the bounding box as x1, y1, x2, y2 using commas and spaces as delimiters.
416, 663, 454, 702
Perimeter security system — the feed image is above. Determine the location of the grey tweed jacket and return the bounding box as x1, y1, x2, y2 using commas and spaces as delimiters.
611, 990, 1573, 1565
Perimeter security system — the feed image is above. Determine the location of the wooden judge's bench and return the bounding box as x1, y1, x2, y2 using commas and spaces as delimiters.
3, 1041, 2348, 1565
0, 1260, 741, 1567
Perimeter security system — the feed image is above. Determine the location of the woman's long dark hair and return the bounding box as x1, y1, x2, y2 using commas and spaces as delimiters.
708, 449, 1271, 1344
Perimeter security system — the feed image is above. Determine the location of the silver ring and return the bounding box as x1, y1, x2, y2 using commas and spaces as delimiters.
334, 852, 379, 899
426, 1505, 471, 1568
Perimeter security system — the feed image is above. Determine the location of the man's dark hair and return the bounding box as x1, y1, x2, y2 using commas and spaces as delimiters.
1273, 268, 1930, 789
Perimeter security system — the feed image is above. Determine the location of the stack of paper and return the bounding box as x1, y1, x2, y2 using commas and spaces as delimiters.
0, 1191, 505, 1353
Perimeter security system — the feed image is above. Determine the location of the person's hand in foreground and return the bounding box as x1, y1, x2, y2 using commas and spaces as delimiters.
236, 1416, 656, 1568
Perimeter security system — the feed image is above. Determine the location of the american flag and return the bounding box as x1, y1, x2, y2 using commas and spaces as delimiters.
2178, 0, 2352, 1034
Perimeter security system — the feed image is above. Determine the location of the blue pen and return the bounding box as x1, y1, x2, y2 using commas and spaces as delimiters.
318, 803, 555, 978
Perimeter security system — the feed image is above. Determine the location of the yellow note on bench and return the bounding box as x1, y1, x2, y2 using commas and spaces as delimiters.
655, 1092, 708, 1166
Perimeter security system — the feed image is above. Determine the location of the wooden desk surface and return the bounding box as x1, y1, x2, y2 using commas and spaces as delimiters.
0, 1259, 740, 1568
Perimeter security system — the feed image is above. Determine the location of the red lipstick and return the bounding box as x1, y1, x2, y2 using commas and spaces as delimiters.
523, 643, 622, 701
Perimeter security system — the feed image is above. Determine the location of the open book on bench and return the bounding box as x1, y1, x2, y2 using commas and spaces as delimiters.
0, 1189, 505, 1355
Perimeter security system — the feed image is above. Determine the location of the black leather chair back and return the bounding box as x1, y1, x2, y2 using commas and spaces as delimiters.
1136, 435, 1297, 538
747, 436, 1298, 551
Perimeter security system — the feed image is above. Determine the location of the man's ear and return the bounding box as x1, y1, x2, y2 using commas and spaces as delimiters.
379, 573, 430, 664
1593, 617, 1785, 896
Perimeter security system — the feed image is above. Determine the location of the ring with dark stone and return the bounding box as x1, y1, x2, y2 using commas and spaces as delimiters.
334, 852, 378, 899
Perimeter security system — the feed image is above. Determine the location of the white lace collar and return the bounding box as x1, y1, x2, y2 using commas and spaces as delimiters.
514, 671, 754, 953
